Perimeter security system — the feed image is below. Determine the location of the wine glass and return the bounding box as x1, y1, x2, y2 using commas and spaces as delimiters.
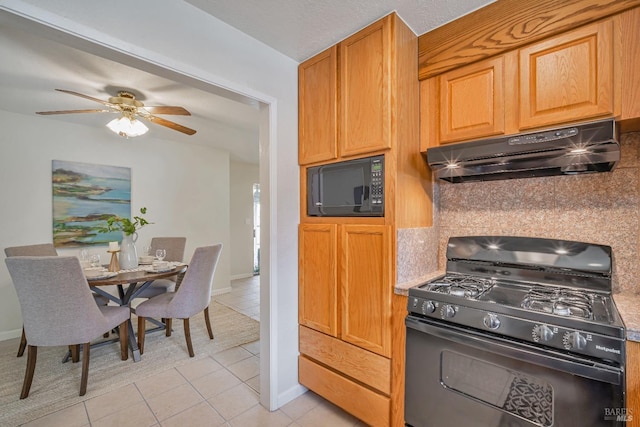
80, 249, 89, 261
155, 249, 166, 261
89, 253, 101, 268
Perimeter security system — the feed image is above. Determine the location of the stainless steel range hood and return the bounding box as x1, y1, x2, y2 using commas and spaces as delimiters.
425, 119, 620, 183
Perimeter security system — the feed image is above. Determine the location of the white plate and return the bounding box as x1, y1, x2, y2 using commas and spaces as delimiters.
85, 271, 118, 280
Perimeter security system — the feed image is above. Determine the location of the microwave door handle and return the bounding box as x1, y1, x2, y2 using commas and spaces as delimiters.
317, 167, 325, 215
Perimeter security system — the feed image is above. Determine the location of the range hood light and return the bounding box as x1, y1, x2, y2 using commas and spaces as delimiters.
570, 147, 589, 154
425, 119, 619, 183
561, 164, 589, 173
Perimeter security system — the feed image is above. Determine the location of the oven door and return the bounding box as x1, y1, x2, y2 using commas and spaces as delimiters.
405, 316, 625, 427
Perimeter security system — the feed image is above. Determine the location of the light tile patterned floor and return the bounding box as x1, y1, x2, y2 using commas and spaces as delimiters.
215, 276, 261, 322
20, 276, 364, 427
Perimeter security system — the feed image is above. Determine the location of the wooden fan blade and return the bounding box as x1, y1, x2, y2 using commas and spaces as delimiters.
144, 106, 191, 115
36, 109, 111, 115
55, 89, 114, 106
146, 116, 196, 135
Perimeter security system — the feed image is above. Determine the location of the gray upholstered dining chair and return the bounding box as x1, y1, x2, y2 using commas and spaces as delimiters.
135, 237, 187, 299
136, 244, 222, 357
5, 256, 130, 399
4, 243, 57, 258
4, 243, 109, 358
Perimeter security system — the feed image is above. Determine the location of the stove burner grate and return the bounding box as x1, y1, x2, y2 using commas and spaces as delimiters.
521, 287, 593, 319
426, 275, 495, 299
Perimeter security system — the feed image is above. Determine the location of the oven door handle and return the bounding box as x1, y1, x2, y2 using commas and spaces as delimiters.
406, 316, 622, 385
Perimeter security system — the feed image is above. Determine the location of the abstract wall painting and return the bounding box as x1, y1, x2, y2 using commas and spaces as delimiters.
52, 160, 131, 247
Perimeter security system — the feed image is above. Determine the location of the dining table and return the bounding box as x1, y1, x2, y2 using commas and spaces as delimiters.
83, 263, 188, 362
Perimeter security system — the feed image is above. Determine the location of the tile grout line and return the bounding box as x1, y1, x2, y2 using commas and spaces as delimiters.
132, 381, 162, 427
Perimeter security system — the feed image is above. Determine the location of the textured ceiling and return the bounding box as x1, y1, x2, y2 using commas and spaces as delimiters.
0, 10, 262, 163
186, 0, 495, 62
0, 0, 494, 163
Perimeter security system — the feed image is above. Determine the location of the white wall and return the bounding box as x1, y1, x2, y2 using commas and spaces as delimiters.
1, 0, 301, 410
230, 161, 259, 279
0, 109, 232, 335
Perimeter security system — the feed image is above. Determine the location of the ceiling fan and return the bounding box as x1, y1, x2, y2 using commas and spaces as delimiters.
36, 89, 197, 137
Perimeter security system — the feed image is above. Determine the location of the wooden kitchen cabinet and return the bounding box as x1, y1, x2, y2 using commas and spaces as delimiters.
421, 18, 616, 148
298, 46, 338, 165
298, 224, 393, 426
519, 19, 614, 130
299, 292, 411, 427
339, 17, 391, 157
298, 12, 425, 426
438, 56, 505, 144
617, 7, 640, 132
298, 14, 395, 164
298, 224, 338, 336
298, 223, 392, 356
341, 224, 392, 357
298, 294, 408, 427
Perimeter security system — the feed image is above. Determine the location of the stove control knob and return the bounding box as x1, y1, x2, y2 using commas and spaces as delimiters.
533, 324, 554, 342
564, 331, 587, 350
422, 301, 436, 315
483, 313, 501, 330
441, 304, 456, 319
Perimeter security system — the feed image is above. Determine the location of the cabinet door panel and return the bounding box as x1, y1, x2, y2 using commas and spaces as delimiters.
619, 7, 640, 129
299, 46, 338, 165
439, 56, 505, 143
519, 20, 613, 129
341, 225, 391, 357
299, 356, 391, 427
340, 17, 391, 157
299, 224, 338, 336
299, 325, 391, 394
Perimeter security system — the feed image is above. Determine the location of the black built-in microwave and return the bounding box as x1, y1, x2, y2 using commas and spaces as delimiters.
307, 155, 384, 217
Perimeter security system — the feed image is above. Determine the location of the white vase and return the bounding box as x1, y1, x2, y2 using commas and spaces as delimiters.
119, 232, 139, 270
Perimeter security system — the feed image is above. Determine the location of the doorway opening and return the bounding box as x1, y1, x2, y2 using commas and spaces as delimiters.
253, 183, 260, 275
1, 8, 281, 408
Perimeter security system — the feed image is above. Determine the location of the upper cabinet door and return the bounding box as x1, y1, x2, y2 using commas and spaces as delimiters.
299, 46, 338, 165
439, 56, 505, 143
519, 20, 614, 130
339, 16, 391, 157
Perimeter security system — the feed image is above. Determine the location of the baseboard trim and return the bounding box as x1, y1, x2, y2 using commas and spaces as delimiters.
211, 287, 232, 296
278, 383, 308, 408
230, 273, 255, 280
0, 328, 22, 342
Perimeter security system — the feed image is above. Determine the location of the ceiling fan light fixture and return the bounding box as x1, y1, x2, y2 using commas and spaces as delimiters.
38, 89, 196, 136
106, 116, 149, 138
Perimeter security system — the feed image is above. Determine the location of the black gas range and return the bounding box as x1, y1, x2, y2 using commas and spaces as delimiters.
405, 236, 627, 427
408, 235, 625, 363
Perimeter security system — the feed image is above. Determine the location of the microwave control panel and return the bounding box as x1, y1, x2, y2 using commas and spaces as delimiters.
370, 158, 384, 206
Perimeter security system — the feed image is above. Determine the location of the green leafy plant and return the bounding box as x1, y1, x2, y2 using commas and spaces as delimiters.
98, 207, 152, 236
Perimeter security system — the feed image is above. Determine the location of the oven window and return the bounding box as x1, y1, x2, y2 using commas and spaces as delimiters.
441, 350, 554, 426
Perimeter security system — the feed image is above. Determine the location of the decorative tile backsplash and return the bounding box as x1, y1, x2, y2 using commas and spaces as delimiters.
397, 226, 439, 284
435, 131, 640, 294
